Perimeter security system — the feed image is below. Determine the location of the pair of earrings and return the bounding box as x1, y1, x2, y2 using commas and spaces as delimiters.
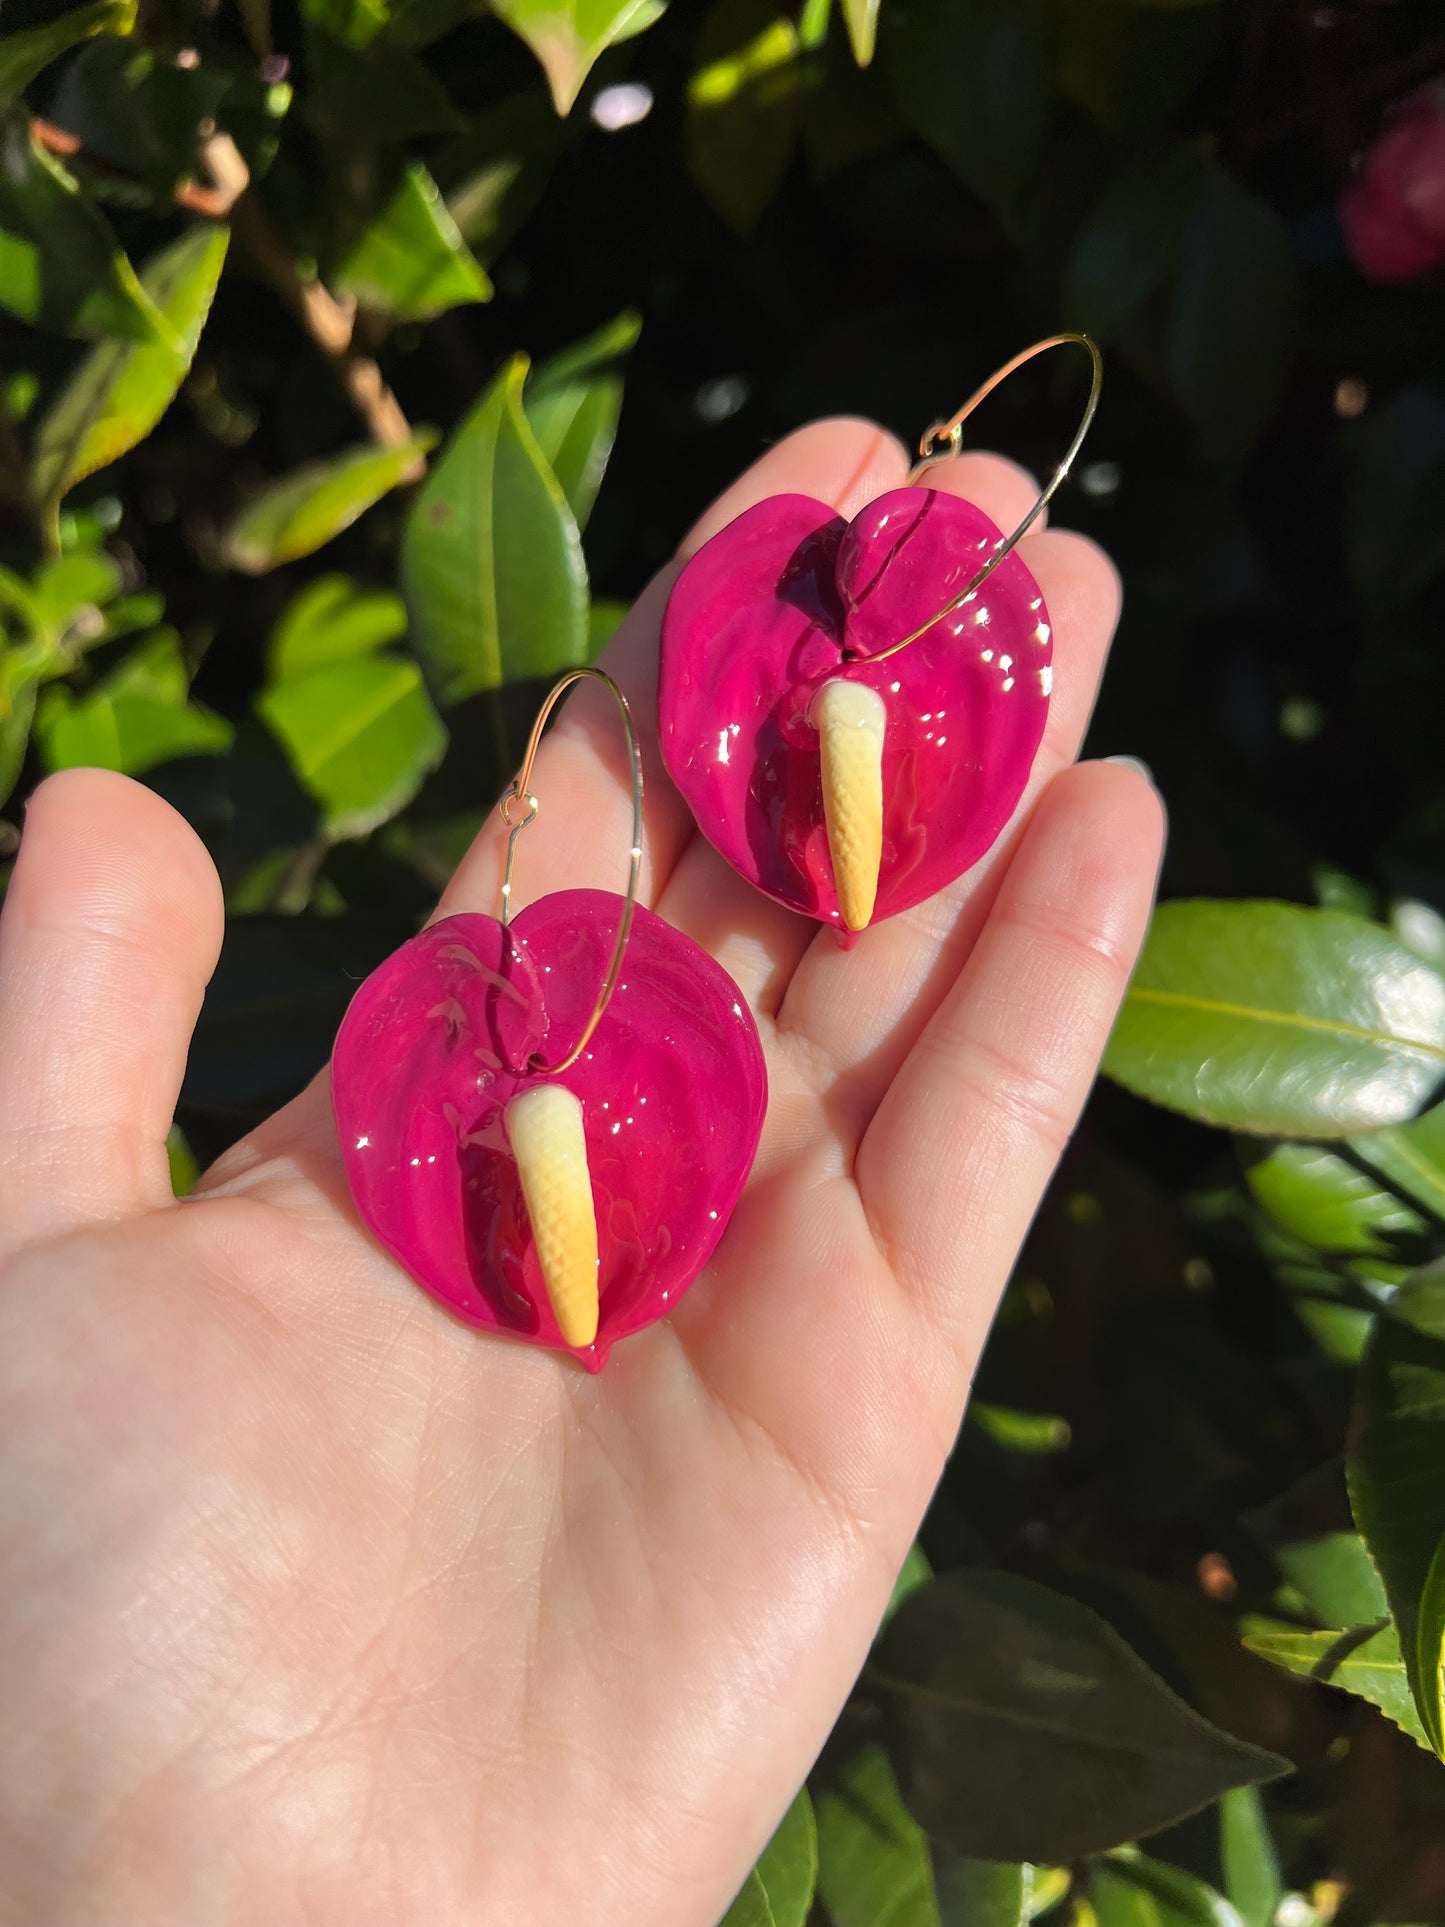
332, 335, 1102, 1370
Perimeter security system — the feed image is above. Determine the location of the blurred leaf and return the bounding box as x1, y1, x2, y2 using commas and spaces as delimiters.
1242, 1619, 1430, 1751
46, 41, 232, 193
491, 0, 666, 114
1349, 1266, 1445, 1755
30, 222, 229, 511
269, 574, 408, 681
883, 1543, 932, 1627
1219, 1788, 1281, 1927
969, 1402, 1072, 1454
1059, 0, 1222, 135
332, 161, 492, 320
525, 310, 639, 527
0, 665, 38, 806
257, 655, 447, 839
720, 1788, 816, 1927
588, 597, 628, 654
222, 434, 437, 574
1272, 1525, 1390, 1633
686, 0, 804, 234
302, 0, 390, 49
0, 0, 135, 106
839, 0, 878, 65
870, 1571, 1287, 1863
402, 353, 588, 703
1346, 387, 1445, 612
166, 1123, 199, 1197
1103, 901, 1445, 1137
884, 0, 1053, 229
816, 1745, 1029, 1927
1064, 143, 1206, 340
0, 119, 167, 342
304, 29, 466, 148
38, 629, 232, 775
1165, 167, 1297, 467
1089, 1853, 1245, 1927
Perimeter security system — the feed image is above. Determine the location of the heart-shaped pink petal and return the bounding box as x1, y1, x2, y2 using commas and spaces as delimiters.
659, 486, 1052, 927
333, 890, 767, 1370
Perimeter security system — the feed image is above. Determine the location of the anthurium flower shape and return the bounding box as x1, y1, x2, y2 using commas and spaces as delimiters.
659, 486, 1053, 933
332, 889, 767, 1371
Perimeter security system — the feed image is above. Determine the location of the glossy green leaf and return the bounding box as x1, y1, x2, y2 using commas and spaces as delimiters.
686, 0, 804, 234
1243, 1465, 1393, 1631
1348, 1266, 1445, 1755
402, 354, 588, 703
1103, 901, 1445, 1137
817, 1746, 1030, 1927
269, 575, 408, 682
525, 311, 639, 528
1064, 143, 1207, 340
37, 629, 232, 775
720, 1788, 816, 1927
491, 0, 667, 114
30, 223, 229, 512
1090, 1853, 1246, 1927
0, 120, 166, 343
221, 435, 436, 575
1165, 167, 1297, 467
257, 656, 447, 839
1241, 1619, 1430, 1751
1346, 387, 1445, 612
869, 1571, 1287, 1863
333, 162, 492, 320
1219, 1788, 1281, 1927
0, 0, 135, 105
840, 0, 879, 65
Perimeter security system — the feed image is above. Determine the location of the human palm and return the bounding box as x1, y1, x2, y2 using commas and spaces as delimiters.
0, 421, 1162, 1927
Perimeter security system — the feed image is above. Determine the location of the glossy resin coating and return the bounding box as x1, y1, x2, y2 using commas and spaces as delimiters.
659, 486, 1053, 928
332, 890, 767, 1370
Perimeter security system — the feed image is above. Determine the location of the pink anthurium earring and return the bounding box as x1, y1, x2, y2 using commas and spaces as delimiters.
659, 334, 1103, 937
332, 668, 767, 1371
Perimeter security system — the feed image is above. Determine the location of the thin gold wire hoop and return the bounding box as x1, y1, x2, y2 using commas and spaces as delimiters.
497, 665, 643, 1076
853, 332, 1103, 666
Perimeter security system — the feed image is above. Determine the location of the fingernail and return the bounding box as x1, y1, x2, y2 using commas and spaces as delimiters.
1104, 754, 1154, 785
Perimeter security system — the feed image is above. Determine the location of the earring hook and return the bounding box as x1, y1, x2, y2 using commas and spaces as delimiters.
497, 665, 644, 1075
854, 332, 1103, 666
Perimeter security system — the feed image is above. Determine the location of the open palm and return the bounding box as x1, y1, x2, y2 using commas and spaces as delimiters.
0, 421, 1162, 1927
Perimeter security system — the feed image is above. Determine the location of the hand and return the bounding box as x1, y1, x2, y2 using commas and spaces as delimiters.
0, 421, 1163, 1927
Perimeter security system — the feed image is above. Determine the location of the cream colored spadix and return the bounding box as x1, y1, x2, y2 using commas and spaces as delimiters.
504, 1084, 599, 1348
810, 677, 887, 933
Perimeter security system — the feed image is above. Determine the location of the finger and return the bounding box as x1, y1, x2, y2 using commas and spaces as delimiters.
857, 760, 1164, 1360
437, 418, 908, 926
775, 525, 1122, 1138
0, 769, 224, 1255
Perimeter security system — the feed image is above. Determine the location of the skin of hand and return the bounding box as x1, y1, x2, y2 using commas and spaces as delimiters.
0, 421, 1163, 1927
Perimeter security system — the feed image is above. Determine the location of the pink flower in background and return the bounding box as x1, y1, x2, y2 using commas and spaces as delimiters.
1343, 83, 1445, 283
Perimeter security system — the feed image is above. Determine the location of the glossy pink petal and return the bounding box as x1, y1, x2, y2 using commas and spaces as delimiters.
332, 890, 767, 1370
659, 486, 1052, 928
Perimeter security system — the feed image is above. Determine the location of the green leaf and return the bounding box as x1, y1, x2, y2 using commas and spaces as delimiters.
817, 1746, 1030, 1927
1346, 387, 1445, 612
166, 1123, 200, 1197
269, 575, 408, 682
1241, 1619, 1430, 1752
1090, 1853, 1246, 1927
1242, 1132, 1435, 1296
37, 629, 232, 775
221, 435, 436, 574
1165, 167, 1297, 467
839, 0, 878, 65
1064, 144, 1207, 341
1219, 1788, 1281, 1927
970, 1403, 1072, 1454
0, 119, 166, 343
720, 1789, 817, 1927
0, 0, 135, 106
332, 162, 492, 321
869, 1571, 1287, 1864
1348, 1266, 1445, 1755
524, 310, 638, 528
257, 655, 447, 839
302, 0, 390, 48
402, 354, 588, 703
30, 223, 229, 512
882, 1543, 932, 1628
1103, 901, 1445, 1138
490, 0, 668, 114
884, 0, 1053, 230
0, 664, 38, 806
686, 0, 804, 234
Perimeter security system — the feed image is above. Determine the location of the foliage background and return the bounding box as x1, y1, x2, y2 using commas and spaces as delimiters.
4, 0, 1445, 1920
